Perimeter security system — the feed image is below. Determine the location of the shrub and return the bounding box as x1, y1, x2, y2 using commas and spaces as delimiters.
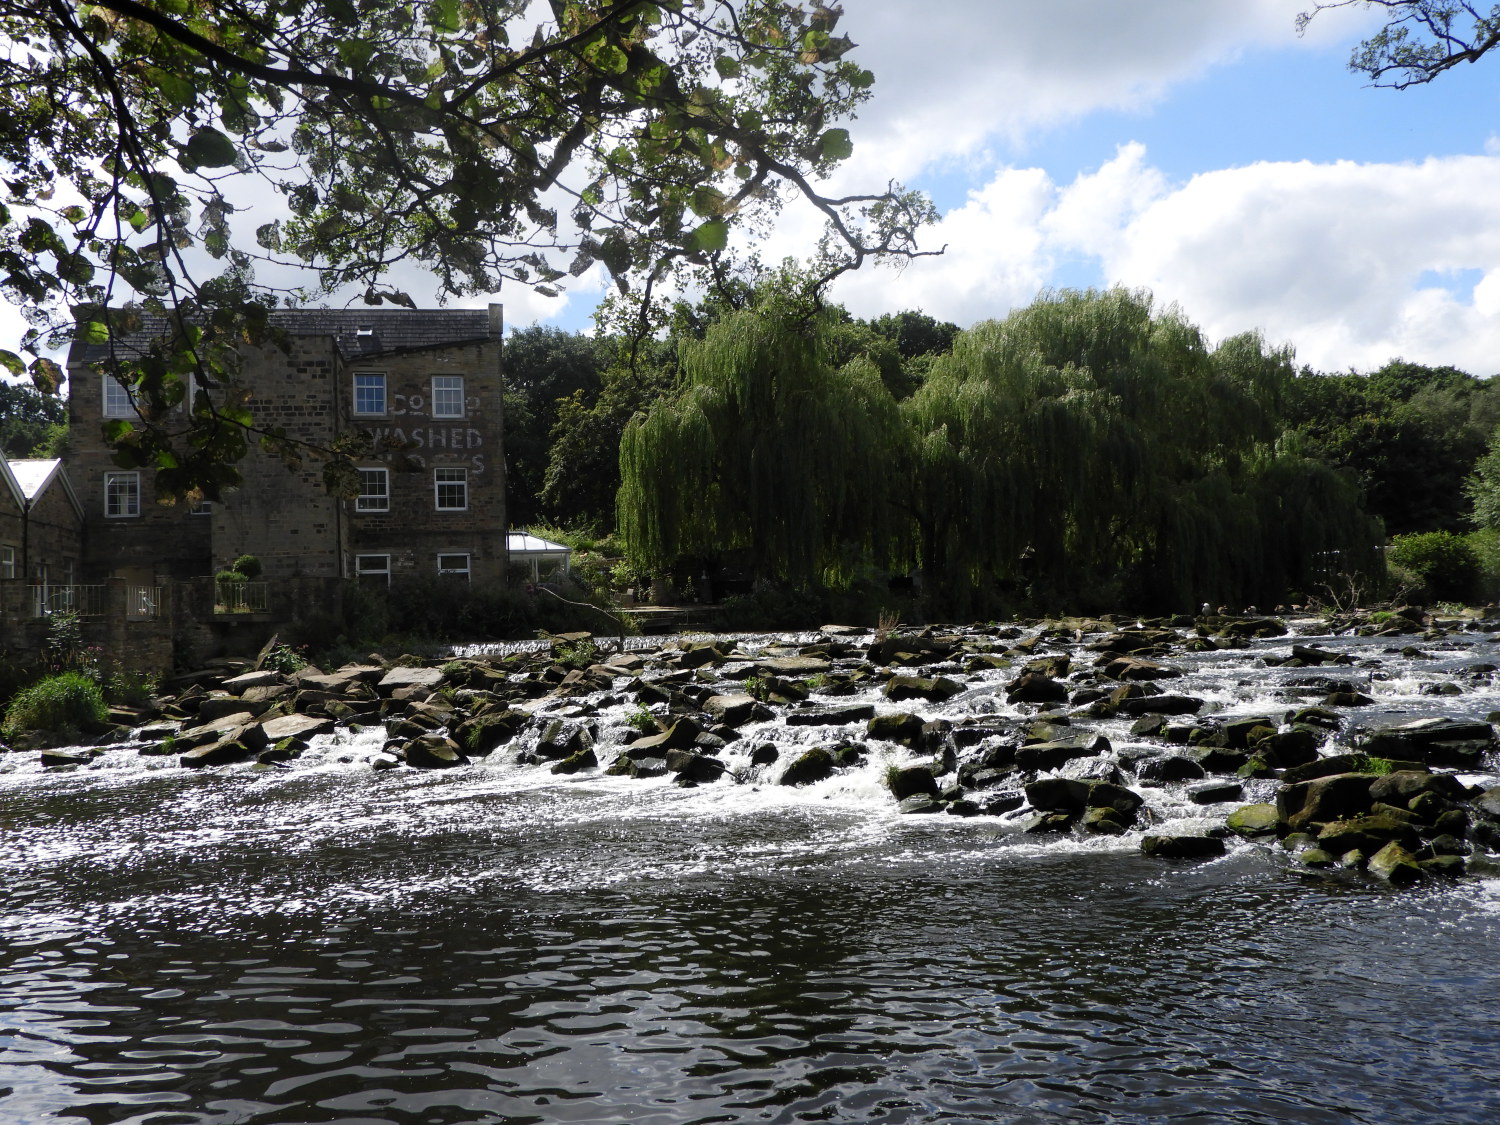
2, 672, 109, 737
265, 643, 308, 674
624, 705, 658, 734
105, 668, 158, 707
1387, 531, 1481, 604
1466, 529, 1500, 604
232, 555, 263, 579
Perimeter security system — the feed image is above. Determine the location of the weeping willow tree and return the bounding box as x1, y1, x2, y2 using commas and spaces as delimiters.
618, 300, 909, 587
904, 288, 1382, 613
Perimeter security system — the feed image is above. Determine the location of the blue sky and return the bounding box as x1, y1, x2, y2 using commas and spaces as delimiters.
517, 0, 1500, 375
793, 0, 1500, 375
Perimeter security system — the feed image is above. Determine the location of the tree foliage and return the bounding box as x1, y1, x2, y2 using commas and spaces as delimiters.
903, 289, 1381, 613
1387, 529, 1481, 600
542, 351, 675, 531
1286, 361, 1499, 535
1298, 2, 1500, 87
618, 293, 908, 584
0, 380, 66, 457
1464, 424, 1500, 530
1, 0, 935, 496
617, 287, 1385, 614
501, 324, 608, 525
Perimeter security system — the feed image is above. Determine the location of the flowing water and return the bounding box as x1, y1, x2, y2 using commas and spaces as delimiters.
4, 620, 1500, 1124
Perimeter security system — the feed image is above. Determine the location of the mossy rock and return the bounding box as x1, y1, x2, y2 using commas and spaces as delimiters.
779, 746, 836, 787
1368, 841, 1423, 886
1225, 803, 1279, 838
550, 748, 599, 775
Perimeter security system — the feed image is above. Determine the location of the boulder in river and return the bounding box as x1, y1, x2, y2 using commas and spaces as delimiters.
1357, 717, 1498, 770
1141, 835, 1227, 860
1368, 840, 1423, 886
1277, 772, 1378, 831
1005, 672, 1069, 705
779, 746, 837, 787
1226, 804, 1279, 838
884, 676, 963, 704
887, 764, 940, 801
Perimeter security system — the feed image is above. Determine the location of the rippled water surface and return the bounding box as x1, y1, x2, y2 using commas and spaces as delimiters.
5, 623, 1500, 1124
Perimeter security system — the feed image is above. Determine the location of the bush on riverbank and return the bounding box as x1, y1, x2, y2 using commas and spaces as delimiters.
1388, 531, 1483, 604
1, 671, 108, 738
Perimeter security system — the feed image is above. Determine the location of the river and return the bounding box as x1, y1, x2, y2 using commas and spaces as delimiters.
3, 619, 1499, 1124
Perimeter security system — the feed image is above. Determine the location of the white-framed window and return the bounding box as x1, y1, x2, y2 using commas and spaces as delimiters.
431, 375, 465, 419
434, 466, 467, 511
436, 552, 471, 581
356, 467, 390, 512
354, 554, 391, 586
1, 544, 15, 579
103, 376, 135, 418
353, 372, 386, 416
104, 471, 141, 518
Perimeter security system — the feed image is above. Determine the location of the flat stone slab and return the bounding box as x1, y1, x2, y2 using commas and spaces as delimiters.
257, 713, 336, 743
179, 713, 258, 742
300, 666, 385, 692
221, 670, 283, 693
754, 656, 833, 676
378, 666, 446, 693
784, 704, 876, 727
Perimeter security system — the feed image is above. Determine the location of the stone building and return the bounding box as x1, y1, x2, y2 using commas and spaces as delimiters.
66, 306, 507, 588
0, 457, 85, 592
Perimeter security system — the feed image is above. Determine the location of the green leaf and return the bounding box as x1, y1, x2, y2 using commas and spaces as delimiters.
338, 38, 375, 70
0, 349, 24, 377
83, 320, 109, 345
817, 128, 853, 161
183, 128, 238, 169
145, 67, 195, 110
430, 0, 461, 33
585, 41, 629, 75
714, 55, 741, 80
29, 358, 63, 395
689, 186, 726, 218
686, 218, 728, 253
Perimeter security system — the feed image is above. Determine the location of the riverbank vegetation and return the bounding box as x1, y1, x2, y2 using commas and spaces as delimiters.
508, 281, 1500, 622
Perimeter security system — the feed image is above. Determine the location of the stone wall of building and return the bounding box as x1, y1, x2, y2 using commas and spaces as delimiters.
208, 337, 342, 579
69, 369, 213, 581
343, 331, 507, 585
24, 477, 84, 585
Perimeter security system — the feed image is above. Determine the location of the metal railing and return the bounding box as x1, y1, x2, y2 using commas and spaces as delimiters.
215, 580, 270, 613
30, 584, 107, 617
128, 586, 162, 620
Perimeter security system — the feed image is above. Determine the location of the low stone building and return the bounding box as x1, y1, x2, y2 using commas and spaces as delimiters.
67, 306, 508, 588
0, 456, 85, 594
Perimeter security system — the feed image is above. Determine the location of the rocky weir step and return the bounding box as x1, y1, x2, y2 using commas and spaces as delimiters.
8, 608, 1500, 888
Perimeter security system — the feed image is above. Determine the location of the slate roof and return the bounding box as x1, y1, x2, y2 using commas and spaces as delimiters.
73, 307, 498, 363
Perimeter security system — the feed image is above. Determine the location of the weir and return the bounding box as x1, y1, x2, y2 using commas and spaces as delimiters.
3, 614, 1500, 1122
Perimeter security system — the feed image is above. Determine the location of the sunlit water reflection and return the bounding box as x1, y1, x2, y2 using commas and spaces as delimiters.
4, 621, 1500, 1123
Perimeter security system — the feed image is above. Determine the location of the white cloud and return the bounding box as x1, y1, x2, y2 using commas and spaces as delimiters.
829, 0, 1362, 186
830, 147, 1500, 375
1107, 154, 1500, 372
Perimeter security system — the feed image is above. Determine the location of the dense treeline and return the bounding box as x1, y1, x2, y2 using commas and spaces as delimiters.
6, 284, 1495, 616
504, 284, 1500, 616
